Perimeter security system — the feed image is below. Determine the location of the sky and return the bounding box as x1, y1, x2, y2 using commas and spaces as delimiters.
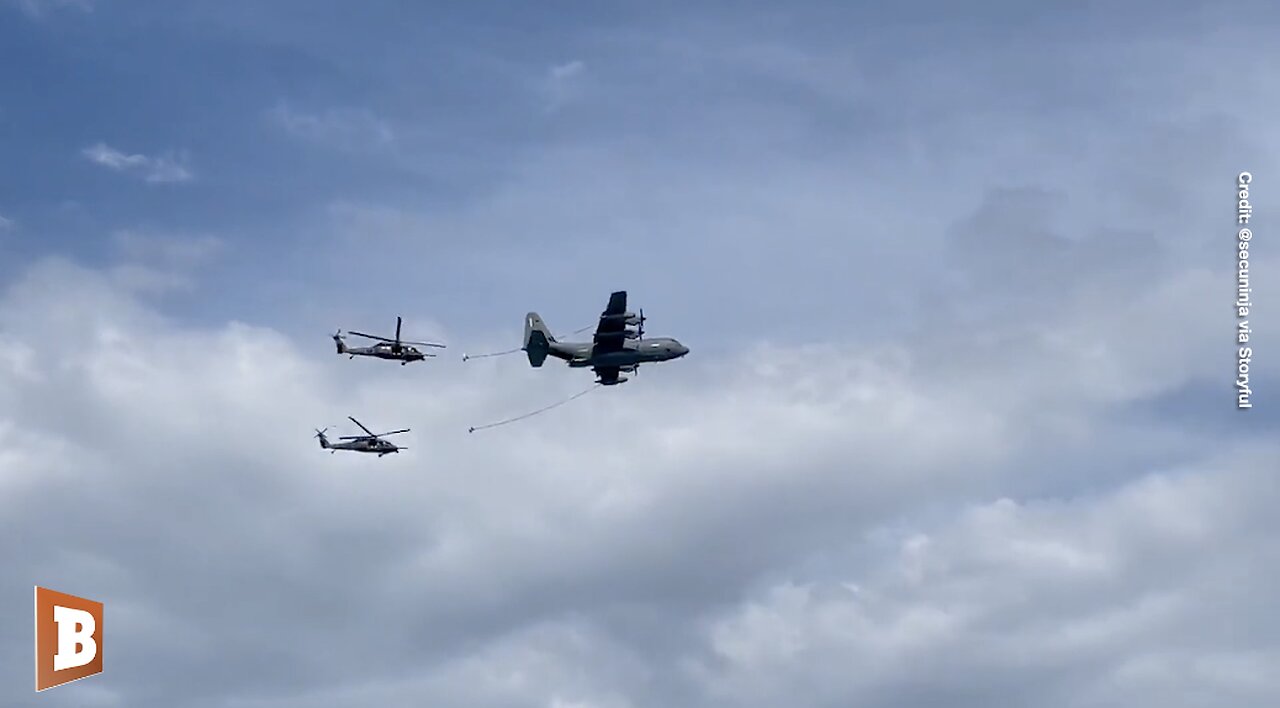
1, 1, 1277, 706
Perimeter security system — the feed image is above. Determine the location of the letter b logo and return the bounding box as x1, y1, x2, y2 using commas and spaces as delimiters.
35, 586, 103, 691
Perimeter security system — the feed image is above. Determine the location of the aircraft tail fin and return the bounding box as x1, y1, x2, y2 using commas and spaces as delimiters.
333, 332, 347, 355
523, 312, 554, 367
315, 429, 330, 449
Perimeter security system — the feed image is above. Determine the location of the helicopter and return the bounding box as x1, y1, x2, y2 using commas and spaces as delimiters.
315, 416, 409, 457
333, 316, 445, 364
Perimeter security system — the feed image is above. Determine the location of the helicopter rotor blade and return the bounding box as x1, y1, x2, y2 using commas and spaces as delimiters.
348, 331, 396, 343
400, 340, 447, 348
395, 317, 402, 345
374, 428, 410, 437
348, 416, 376, 437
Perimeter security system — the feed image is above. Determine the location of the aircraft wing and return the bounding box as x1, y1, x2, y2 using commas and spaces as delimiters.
592, 290, 628, 354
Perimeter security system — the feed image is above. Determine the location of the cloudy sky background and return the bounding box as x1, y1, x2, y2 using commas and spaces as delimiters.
2, 1, 1277, 706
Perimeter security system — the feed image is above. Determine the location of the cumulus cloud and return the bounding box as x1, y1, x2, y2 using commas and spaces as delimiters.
268, 102, 395, 151
81, 142, 194, 184
695, 455, 1278, 708
0, 213, 1272, 707
5, 5, 1277, 708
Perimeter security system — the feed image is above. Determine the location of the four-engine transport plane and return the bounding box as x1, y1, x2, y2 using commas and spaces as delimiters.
316, 416, 409, 457
522, 290, 689, 385
333, 316, 445, 364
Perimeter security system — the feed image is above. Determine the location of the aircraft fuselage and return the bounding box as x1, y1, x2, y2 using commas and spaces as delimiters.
551, 337, 690, 368
349, 347, 425, 362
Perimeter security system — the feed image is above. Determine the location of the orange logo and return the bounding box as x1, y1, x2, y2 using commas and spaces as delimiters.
34, 586, 103, 692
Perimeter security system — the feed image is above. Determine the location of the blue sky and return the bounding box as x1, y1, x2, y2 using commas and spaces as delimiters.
1, 2, 1277, 707
3, 0, 1267, 341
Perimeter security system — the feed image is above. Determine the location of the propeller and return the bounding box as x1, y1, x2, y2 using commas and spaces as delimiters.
314, 427, 329, 438
638, 308, 645, 339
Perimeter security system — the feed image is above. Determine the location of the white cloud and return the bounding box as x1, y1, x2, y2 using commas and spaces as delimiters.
541, 60, 588, 112
0, 213, 13, 229
695, 453, 1278, 707
268, 102, 395, 151
550, 60, 585, 81
6, 7, 1278, 708
0, 231, 1272, 705
81, 142, 194, 183
99, 231, 225, 295
9, 0, 93, 18
111, 229, 224, 266
106, 263, 198, 294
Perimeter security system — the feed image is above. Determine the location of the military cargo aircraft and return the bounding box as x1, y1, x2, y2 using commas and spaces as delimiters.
522, 290, 688, 385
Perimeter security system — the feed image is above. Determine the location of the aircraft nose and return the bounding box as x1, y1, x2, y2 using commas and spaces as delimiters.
677, 344, 690, 357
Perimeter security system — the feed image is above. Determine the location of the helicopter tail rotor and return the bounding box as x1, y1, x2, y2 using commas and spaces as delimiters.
314, 428, 331, 449
332, 331, 347, 355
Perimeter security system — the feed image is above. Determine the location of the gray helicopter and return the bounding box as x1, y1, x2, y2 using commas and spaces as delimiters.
522, 290, 689, 385
315, 416, 409, 457
333, 316, 445, 364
